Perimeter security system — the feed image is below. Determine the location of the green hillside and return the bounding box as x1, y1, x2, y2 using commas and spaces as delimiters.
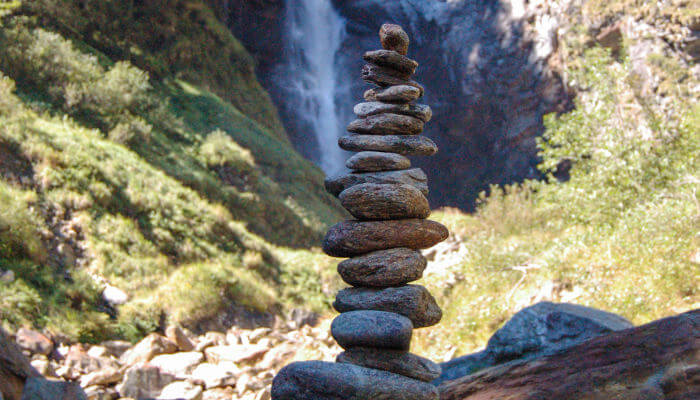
413, 15, 699, 358
0, 1, 345, 342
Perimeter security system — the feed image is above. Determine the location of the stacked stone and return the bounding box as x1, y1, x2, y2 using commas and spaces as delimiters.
271, 24, 447, 400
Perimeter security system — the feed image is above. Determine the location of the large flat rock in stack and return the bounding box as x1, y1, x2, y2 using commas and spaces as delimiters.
323, 219, 448, 257
364, 85, 422, 103
337, 347, 441, 382
347, 113, 424, 135
331, 310, 413, 350
346, 151, 411, 172
334, 285, 442, 328
339, 135, 437, 156
354, 102, 432, 122
339, 183, 430, 220
363, 50, 418, 75
362, 64, 424, 94
337, 247, 427, 287
326, 168, 429, 197
272, 360, 439, 400
362, 62, 412, 81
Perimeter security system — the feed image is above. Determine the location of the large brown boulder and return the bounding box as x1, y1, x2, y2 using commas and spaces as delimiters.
0, 328, 41, 400
1, 328, 86, 400
438, 309, 700, 400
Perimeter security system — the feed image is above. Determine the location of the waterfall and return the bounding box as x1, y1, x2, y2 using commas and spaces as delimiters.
281, 0, 347, 174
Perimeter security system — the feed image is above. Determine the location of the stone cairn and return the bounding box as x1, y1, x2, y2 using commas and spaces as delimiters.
271, 24, 448, 400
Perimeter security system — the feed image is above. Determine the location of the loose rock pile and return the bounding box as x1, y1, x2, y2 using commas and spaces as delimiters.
10, 321, 340, 400
272, 24, 448, 400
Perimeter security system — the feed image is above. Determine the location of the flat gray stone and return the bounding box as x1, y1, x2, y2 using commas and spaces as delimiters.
362, 64, 418, 87
364, 85, 421, 103
337, 347, 441, 382
346, 151, 411, 172
337, 248, 427, 287
347, 113, 424, 135
354, 102, 432, 122
271, 361, 438, 400
323, 219, 449, 257
325, 168, 428, 197
334, 285, 442, 328
364, 50, 418, 75
339, 135, 437, 156
331, 310, 413, 350
339, 183, 430, 220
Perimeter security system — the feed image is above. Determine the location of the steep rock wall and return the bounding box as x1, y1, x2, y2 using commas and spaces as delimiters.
226, 0, 571, 209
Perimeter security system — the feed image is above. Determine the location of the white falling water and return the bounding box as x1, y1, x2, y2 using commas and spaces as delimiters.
282, 0, 347, 174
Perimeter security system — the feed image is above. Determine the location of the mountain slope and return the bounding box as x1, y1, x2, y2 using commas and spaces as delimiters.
0, 1, 345, 342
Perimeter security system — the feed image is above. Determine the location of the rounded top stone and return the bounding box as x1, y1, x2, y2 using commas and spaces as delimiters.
380, 24, 409, 55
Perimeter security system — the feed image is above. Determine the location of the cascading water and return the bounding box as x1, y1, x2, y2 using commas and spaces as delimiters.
280, 0, 347, 174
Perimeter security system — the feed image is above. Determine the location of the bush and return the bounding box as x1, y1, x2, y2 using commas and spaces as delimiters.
0, 73, 23, 115
0, 181, 44, 262
154, 261, 277, 326
108, 118, 153, 146
199, 129, 258, 188
0, 21, 155, 129
200, 129, 255, 169
537, 47, 698, 223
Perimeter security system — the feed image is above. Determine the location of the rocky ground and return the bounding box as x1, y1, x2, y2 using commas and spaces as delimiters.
7, 301, 697, 400
8, 318, 342, 400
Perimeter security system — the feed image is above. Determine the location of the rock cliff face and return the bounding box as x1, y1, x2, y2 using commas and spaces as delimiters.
226, 0, 571, 209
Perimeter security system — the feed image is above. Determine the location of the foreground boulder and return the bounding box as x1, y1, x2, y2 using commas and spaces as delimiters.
1, 328, 41, 400
438, 309, 700, 400
435, 302, 634, 384
20, 378, 87, 400
1, 328, 86, 400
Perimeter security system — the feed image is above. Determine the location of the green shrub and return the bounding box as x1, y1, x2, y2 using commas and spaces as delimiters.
0, 21, 155, 129
0, 278, 42, 326
200, 129, 255, 169
199, 129, 258, 188
0, 181, 44, 262
0, 74, 23, 115
154, 261, 277, 326
108, 118, 153, 146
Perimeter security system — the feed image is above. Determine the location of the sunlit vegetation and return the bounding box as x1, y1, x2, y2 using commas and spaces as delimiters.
414, 47, 699, 360
0, 3, 344, 341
